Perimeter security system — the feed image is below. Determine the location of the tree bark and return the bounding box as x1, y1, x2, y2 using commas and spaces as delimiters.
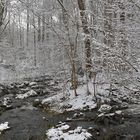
0, 0, 4, 27
33, 12, 37, 66
77, 0, 92, 73
26, 0, 29, 47
38, 16, 41, 42
42, 14, 45, 42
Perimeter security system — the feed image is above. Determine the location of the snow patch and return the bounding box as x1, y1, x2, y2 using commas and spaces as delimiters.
115, 110, 122, 115
46, 124, 92, 140
60, 84, 97, 111
0, 122, 10, 134
98, 104, 112, 113
16, 90, 37, 99
1, 97, 12, 108
29, 82, 37, 86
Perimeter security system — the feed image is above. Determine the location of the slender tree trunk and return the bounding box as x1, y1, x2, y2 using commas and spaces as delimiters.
19, 15, 22, 48
42, 14, 45, 42
77, 0, 92, 73
72, 60, 78, 96
0, 0, 4, 27
38, 17, 41, 42
33, 13, 37, 66
58, 0, 78, 96
26, 0, 29, 47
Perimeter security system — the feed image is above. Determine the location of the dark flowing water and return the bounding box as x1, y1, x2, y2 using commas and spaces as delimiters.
0, 97, 140, 140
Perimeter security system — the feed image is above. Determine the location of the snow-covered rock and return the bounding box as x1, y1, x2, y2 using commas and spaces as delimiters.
98, 104, 112, 113
2, 97, 12, 106
98, 113, 104, 117
115, 110, 122, 115
42, 97, 55, 106
46, 124, 92, 140
0, 122, 10, 134
16, 90, 37, 99
29, 82, 37, 86
73, 112, 85, 119
33, 99, 41, 107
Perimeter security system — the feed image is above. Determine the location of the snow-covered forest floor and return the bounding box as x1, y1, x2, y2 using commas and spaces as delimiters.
0, 74, 140, 140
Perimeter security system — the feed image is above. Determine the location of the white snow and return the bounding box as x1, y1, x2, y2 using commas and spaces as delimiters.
20, 104, 37, 110
42, 93, 63, 105
98, 104, 112, 113
115, 110, 122, 115
42, 95, 58, 105
29, 82, 37, 86
46, 124, 92, 140
0, 122, 10, 134
41, 78, 134, 114
98, 113, 104, 117
2, 97, 11, 107
16, 90, 37, 99
42, 83, 97, 112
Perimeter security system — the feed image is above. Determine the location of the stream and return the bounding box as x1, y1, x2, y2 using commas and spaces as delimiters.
0, 77, 140, 140
0, 97, 140, 140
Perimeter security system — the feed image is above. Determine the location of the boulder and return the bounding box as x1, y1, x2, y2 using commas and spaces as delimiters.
98, 104, 112, 113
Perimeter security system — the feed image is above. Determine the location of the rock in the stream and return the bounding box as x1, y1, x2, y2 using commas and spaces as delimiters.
0, 95, 13, 111
73, 112, 85, 119
0, 122, 10, 134
41, 98, 54, 110
96, 108, 124, 126
33, 99, 41, 107
98, 104, 112, 113
3, 98, 12, 106
96, 114, 120, 125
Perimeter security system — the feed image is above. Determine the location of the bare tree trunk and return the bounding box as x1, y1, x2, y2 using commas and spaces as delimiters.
77, 0, 92, 96
71, 60, 78, 96
93, 72, 97, 101
33, 13, 37, 66
0, 0, 4, 34
42, 14, 45, 42
77, 0, 92, 73
19, 15, 22, 48
26, 0, 29, 47
58, 0, 78, 96
0, 1, 4, 27
38, 17, 41, 42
